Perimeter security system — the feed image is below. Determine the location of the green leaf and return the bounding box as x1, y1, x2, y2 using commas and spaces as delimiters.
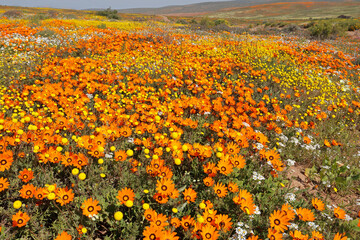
349, 219, 360, 231
177, 202, 188, 213
178, 185, 187, 193
339, 166, 347, 173
352, 174, 360, 181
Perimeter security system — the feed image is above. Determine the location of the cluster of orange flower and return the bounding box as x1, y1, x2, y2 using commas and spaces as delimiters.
266, 198, 356, 240
0, 19, 359, 239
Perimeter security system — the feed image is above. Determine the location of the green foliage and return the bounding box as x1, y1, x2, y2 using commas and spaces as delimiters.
190, 19, 197, 24
309, 21, 346, 39
213, 19, 228, 26
2, 10, 23, 18
199, 17, 213, 27
354, 56, 360, 66
283, 24, 301, 33
35, 29, 57, 38
96, 7, 120, 20
97, 23, 107, 29
176, 19, 187, 25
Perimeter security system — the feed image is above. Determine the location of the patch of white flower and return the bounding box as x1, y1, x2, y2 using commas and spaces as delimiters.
254, 143, 264, 150
285, 193, 296, 202
89, 214, 99, 221
307, 221, 320, 230
252, 171, 265, 183
289, 223, 299, 229
286, 159, 296, 166
229, 222, 253, 240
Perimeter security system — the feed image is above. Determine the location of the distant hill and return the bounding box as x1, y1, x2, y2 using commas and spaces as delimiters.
210, 1, 360, 19
116, 0, 360, 18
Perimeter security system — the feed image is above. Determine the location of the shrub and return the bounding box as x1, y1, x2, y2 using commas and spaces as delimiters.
3, 10, 22, 18
63, 14, 78, 19
190, 19, 197, 24
354, 56, 360, 66
199, 17, 213, 27
284, 24, 301, 33
97, 23, 107, 29
30, 13, 50, 21
96, 7, 120, 20
339, 19, 360, 31
35, 29, 57, 38
176, 19, 187, 25
47, 10, 59, 18
309, 21, 345, 39
213, 19, 228, 26
303, 21, 315, 29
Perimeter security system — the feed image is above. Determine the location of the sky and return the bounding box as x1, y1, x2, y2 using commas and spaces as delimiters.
0, 0, 232, 10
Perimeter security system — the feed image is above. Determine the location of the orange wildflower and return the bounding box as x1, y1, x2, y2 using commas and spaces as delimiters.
289, 230, 308, 239
12, 211, 30, 227
334, 207, 346, 220
56, 188, 74, 206
144, 208, 157, 222
183, 187, 197, 203
311, 231, 325, 240
0, 151, 13, 172
269, 210, 289, 232
281, 203, 296, 221
312, 198, 325, 211
18, 168, 34, 183
143, 225, 162, 240
203, 177, 215, 187
81, 198, 101, 217
153, 193, 169, 204
296, 208, 315, 222
214, 214, 232, 232
156, 178, 175, 196
227, 181, 239, 193
217, 156, 234, 175
117, 187, 135, 205
268, 228, 283, 240
201, 224, 219, 240
181, 215, 195, 230
333, 233, 347, 240
0, 177, 9, 192
19, 184, 36, 199
55, 231, 72, 240
213, 182, 228, 198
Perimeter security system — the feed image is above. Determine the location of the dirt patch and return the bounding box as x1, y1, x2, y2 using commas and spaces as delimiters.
285, 164, 360, 217
347, 29, 360, 41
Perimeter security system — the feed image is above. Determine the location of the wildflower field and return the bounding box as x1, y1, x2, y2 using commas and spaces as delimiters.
0, 11, 360, 240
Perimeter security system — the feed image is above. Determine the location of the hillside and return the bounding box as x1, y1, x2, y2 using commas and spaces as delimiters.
210, 1, 360, 19
117, 0, 360, 18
